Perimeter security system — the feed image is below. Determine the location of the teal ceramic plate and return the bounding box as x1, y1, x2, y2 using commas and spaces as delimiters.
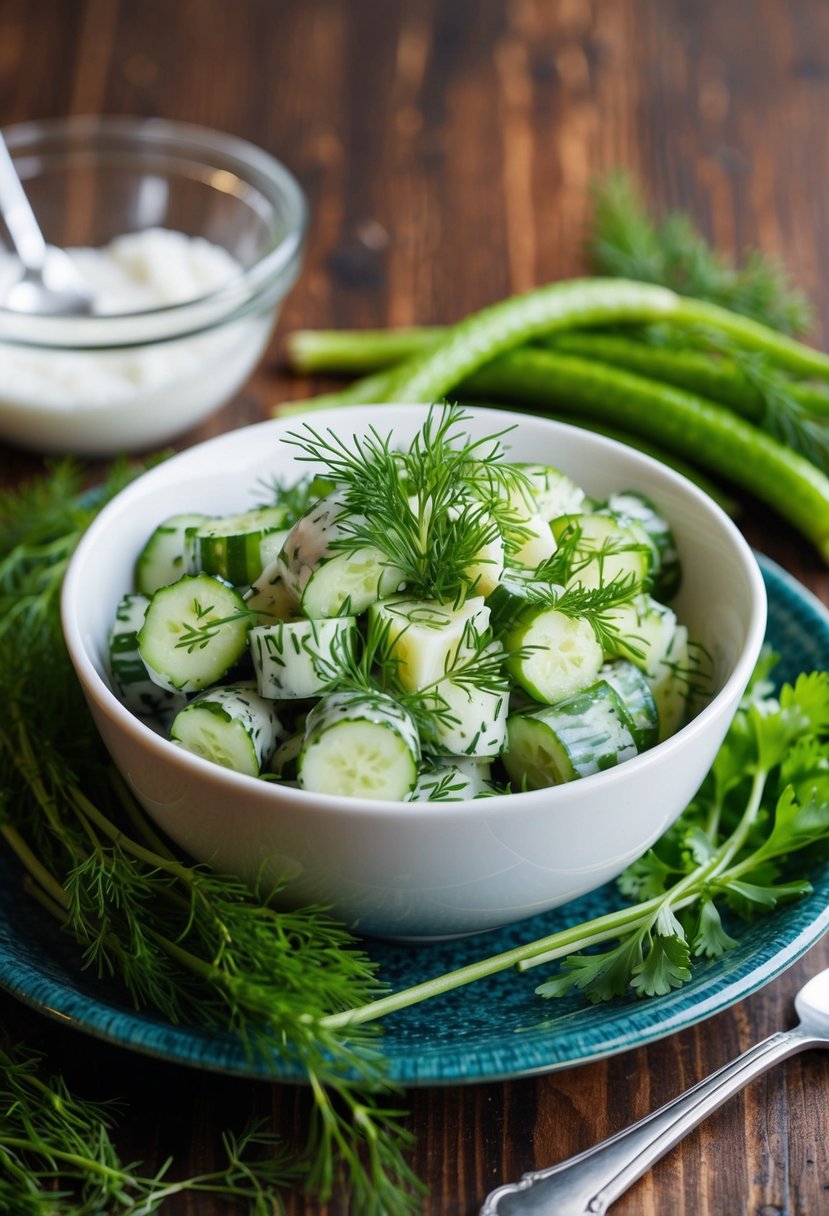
0, 554, 827, 1085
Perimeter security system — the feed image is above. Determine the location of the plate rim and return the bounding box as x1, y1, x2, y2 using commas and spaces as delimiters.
1, 552, 827, 1086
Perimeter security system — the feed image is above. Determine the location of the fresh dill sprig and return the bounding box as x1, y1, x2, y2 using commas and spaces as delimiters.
0, 467, 423, 1214
588, 172, 812, 335
0, 1035, 301, 1215
283, 402, 533, 602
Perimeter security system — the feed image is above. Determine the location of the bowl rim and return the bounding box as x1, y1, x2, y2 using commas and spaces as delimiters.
61, 405, 768, 819
0, 115, 308, 346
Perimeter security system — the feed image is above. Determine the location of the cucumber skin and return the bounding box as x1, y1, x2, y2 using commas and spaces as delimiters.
250, 617, 358, 700
108, 593, 187, 720
170, 682, 285, 777
503, 679, 638, 789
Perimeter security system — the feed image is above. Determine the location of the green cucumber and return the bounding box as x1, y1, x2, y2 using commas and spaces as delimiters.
605, 491, 680, 600
298, 691, 420, 800
170, 681, 284, 777
108, 593, 187, 719
599, 659, 659, 751
503, 605, 604, 704
278, 492, 405, 618
503, 680, 638, 789
137, 574, 249, 693
134, 513, 209, 595
185, 506, 292, 587
250, 617, 358, 700
552, 511, 651, 593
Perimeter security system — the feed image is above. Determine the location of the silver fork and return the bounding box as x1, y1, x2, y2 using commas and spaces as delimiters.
480, 965, 829, 1215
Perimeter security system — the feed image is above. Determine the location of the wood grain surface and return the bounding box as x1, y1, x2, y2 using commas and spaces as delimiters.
1, 2, 828, 1213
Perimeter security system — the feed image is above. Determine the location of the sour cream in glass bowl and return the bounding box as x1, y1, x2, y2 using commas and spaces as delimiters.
0, 116, 307, 454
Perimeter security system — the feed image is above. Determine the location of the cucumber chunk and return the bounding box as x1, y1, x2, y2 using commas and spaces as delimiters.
369, 595, 490, 692
278, 492, 405, 618
600, 659, 659, 751
137, 574, 249, 693
134, 513, 209, 596
503, 606, 603, 704
503, 680, 638, 789
170, 681, 284, 777
108, 593, 187, 719
185, 506, 292, 586
408, 756, 493, 801
250, 617, 358, 700
298, 691, 419, 800
553, 512, 651, 593
516, 463, 586, 521
605, 491, 680, 600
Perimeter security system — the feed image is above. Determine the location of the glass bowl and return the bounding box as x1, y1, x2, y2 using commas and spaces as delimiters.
0, 116, 307, 454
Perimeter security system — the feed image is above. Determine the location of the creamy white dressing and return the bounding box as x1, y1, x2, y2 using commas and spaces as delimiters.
0, 229, 243, 409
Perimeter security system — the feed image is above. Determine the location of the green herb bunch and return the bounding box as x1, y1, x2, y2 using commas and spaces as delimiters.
0, 463, 422, 1214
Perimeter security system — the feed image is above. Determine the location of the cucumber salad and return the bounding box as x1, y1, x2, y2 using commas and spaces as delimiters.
108, 406, 706, 802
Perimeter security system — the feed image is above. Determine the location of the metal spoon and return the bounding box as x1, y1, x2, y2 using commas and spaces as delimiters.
0, 131, 93, 315
480, 965, 829, 1215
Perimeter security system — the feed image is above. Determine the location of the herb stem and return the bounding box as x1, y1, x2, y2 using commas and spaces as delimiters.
0, 824, 69, 911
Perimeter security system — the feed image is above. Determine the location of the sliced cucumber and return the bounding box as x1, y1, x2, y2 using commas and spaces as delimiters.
298, 691, 419, 800
250, 616, 358, 700
503, 680, 638, 789
605, 491, 680, 600
603, 594, 679, 671
137, 574, 249, 693
423, 662, 510, 756
185, 506, 292, 587
170, 681, 283, 777
503, 605, 604, 704
408, 756, 493, 801
516, 463, 586, 521
369, 595, 489, 692
277, 492, 405, 618
134, 513, 209, 596
600, 659, 659, 751
108, 593, 187, 719
647, 623, 691, 742
553, 512, 651, 593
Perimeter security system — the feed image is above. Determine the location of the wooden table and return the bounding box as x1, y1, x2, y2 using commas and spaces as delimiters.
1, 2, 828, 1212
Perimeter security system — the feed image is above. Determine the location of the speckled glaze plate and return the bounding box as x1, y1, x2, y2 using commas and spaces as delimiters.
1, 554, 827, 1086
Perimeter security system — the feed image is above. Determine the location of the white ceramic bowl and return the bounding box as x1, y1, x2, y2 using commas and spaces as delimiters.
0, 117, 306, 454
62, 406, 766, 938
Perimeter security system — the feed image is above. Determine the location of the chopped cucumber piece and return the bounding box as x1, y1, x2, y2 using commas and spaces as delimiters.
408, 756, 493, 801
170, 681, 284, 777
299, 691, 419, 800
423, 661, 510, 756
504, 605, 603, 704
553, 512, 651, 593
605, 491, 680, 600
369, 595, 489, 692
108, 593, 187, 719
647, 623, 691, 741
516, 463, 586, 521
134, 513, 209, 595
603, 594, 679, 671
185, 506, 292, 587
510, 513, 557, 570
503, 680, 638, 789
137, 574, 249, 693
278, 492, 405, 618
243, 561, 305, 626
600, 659, 659, 751
250, 617, 358, 700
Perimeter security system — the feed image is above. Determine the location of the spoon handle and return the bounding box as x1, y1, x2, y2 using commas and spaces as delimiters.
0, 133, 48, 269
480, 1027, 819, 1216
